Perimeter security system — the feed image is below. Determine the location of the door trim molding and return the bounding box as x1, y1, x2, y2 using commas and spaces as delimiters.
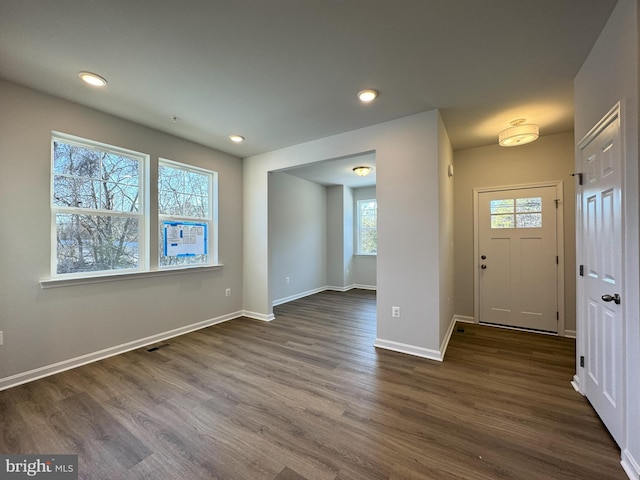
473, 181, 566, 335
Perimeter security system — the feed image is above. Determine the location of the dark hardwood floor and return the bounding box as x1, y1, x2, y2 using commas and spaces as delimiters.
0, 290, 624, 479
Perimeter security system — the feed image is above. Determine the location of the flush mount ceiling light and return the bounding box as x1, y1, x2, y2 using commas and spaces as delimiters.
357, 89, 378, 102
498, 119, 539, 147
78, 71, 108, 87
229, 135, 245, 143
352, 166, 372, 176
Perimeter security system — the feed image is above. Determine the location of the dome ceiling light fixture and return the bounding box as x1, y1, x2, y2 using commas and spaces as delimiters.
352, 166, 372, 176
78, 71, 108, 87
229, 135, 245, 143
357, 89, 378, 103
498, 118, 539, 147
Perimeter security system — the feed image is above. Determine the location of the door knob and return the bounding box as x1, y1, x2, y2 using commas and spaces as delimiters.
481, 264, 487, 269
601, 293, 621, 305
481, 255, 486, 260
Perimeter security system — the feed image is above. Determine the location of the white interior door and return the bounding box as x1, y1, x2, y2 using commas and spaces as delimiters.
478, 186, 559, 332
578, 105, 624, 446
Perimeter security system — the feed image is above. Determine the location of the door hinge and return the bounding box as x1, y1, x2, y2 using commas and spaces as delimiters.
580, 356, 585, 367
571, 172, 584, 185
556, 311, 559, 320
556, 256, 559, 265
579, 265, 584, 276
554, 199, 559, 209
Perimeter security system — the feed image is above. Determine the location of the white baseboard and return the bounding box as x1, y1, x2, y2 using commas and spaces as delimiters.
439, 315, 457, 359
564, 329, 576, 338
274, 284, 377, 305
374, 338, 443, 362
0, 311, 244, 392
571, 375, 583, 395
622, 449, 640, 480
351, 284, 376, 291
272, 286, 327, 306
454, 314, 475, 324
242, 310, 275, 322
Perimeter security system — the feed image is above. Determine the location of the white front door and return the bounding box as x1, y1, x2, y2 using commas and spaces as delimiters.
578, 104, 624, 446
478, 186, 559, 332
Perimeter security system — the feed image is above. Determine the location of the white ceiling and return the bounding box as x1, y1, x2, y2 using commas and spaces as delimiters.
281, 152, 376, 188
0, 0, 617, 163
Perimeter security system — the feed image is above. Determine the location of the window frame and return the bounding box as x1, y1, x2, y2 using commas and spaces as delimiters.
356, 198, 377, 256
158, 158, 219, 268
50, 132, 149, 279
44, 133, 222, 288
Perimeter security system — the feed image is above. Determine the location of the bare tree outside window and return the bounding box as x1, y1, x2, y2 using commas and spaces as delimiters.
52, 138, 143, 274
357, 199, 377, 254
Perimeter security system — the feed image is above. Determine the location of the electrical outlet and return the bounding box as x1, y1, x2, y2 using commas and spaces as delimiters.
225, 288, 231, 297
285, 276, 290, 284
392, 306, 400, 318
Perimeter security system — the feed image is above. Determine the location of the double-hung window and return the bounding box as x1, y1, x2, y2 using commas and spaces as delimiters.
50, 133, 219, 282
158, 159, 217, 267
51, 133, 147, 277
357, 199, 377, 255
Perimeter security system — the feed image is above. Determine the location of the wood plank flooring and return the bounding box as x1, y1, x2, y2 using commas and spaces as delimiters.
0, 290, 625, 479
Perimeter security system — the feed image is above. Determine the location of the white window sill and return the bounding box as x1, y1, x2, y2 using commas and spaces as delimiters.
40, 264, 224, 289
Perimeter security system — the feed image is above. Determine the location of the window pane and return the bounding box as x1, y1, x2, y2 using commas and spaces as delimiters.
159, 165, 182, 191
53, 176, 101, 208
357, 199, 377, 254
159, 189, 183, 215
183, 194, 208, 218
55, 213, 139, 274
516, 213, 542, 228
102, 153, 139, 185
53, 142, 101, 178
491, 214, 514, 229
104, 182, 139, 212
185, 170, 209, 198
490, 199, 514, 214
516, 197, 542, 213
159, 164, 210, 219
360, 229, 377, 254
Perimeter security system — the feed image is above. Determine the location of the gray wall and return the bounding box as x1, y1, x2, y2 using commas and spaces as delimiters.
453, 132, 576, 332
574, 0, 639, 469
0, 80, 243, 383
327, 185, 345, 288
269, 172, 327, 302
437, 116, 455, 347
244, 110, 454, 358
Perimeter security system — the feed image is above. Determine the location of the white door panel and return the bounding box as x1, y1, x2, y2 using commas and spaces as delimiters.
478, 186, 558, 332
578, 105, 623, 446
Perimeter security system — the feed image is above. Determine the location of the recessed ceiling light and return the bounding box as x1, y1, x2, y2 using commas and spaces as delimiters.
357, 89, 378, 102
229, 135, 245, 143
79, 71, 108, 87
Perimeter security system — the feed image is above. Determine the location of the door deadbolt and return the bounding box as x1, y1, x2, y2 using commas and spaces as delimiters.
481, 255, 486, 260
481, 264, 487, 269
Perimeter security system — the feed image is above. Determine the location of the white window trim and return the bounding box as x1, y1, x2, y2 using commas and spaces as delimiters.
40, 264, 224, 289
42, 133, 222, 288
158, 158, 219, 268
49, 132, 150, 280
